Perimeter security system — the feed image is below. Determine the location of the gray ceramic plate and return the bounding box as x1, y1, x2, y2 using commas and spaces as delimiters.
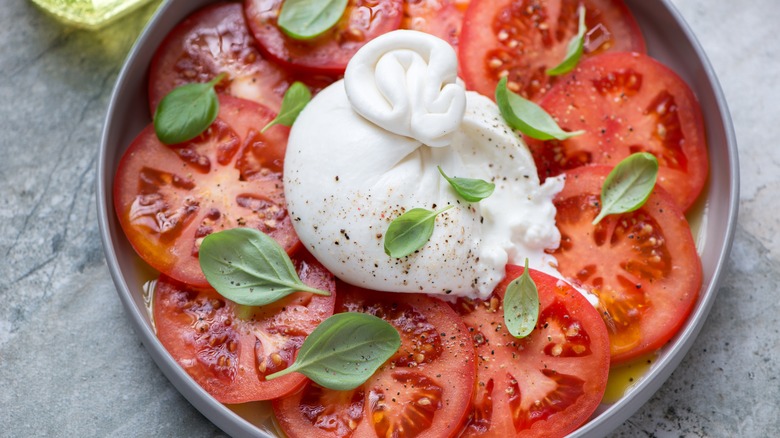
97, 1, 739, 436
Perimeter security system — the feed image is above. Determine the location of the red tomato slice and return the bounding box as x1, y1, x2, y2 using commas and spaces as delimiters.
147, 2, 291, 115
273, 285, 475, 437
452, 265, 610, 438
401, 0, 466, 47
114, 94, 297, 287
526, 52, 709, 211
153, 249, 336, 403
459, 0, 645, 100
550, 165, 702, 363
244, 0, 405, 76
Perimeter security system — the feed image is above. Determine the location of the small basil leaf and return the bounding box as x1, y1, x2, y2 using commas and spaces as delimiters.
265, 312, 401, 390
278, 0, 349, 40
592, 152, 659, 225
199, 228, 331, 306
384, 205, 454, 258
495, 77, 583, 141
547, 5, 587, 76
503, 259, 539, 339
154, 73, 225, 145
261, 81, 312, 133
438, 166, 495, 203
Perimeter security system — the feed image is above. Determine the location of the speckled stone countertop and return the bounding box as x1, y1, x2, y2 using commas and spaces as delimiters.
1, 0, 777, 436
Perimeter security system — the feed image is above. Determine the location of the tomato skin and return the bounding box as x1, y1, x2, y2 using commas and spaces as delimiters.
114, 94, 297, 287
244, 0, 405, 76
273, 285, 475, 438
147, 2, 292, 114
527, 52, 709, 212
551, 165, 702, 363
153, 249, 336, 403
459, 0, 645, 100
453, 265, 610, 438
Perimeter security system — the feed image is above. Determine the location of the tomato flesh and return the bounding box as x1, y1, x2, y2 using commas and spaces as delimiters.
244, 0, 404, 76
459, 0, 645, 100
273, 286, 475, 438
147, 2, 292, 114
114, 95, 297, 287
453, 265, 610, 437
401, 0, 467, 47
153, 249, 336, 403
527, 52, 709, 211
551, 166, 701, 363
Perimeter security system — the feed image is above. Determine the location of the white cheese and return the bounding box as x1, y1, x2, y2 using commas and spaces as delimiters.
283, 30, 564, 299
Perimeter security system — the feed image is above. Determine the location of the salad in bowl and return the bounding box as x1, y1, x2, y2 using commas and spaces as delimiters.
98, 0, 738, 436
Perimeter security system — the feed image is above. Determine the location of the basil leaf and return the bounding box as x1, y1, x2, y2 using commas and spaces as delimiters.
503, 259, 539, 339
438, 166, 495, 203
199, 228, 331, 306
278, 0, 349, 40
547, 5, 587, 76
592, 152, 659, 225
384, 205, 454, 258
266, 312, 400, 390
261, 81, 312, 133
495, 77, 583, 141
154, 73, 225, 145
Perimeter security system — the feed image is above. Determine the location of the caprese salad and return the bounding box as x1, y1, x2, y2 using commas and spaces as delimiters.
112, 1, 707, 436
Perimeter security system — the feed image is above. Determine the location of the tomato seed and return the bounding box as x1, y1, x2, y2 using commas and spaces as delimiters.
343, 27, 366, 42
489, 297, 500, 312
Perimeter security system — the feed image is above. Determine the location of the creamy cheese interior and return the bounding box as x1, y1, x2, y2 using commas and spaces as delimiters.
283, 30, 563, 299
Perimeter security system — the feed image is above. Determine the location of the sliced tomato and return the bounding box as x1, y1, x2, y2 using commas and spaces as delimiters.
526, 52, 708, 211
550, 165, 702, 363
153, 249, 336, 403
459, 0, 645, 100
114, 94, 297, 287
452, 265, 610, 438
273, 285, 475, 437
147, 2, 291, 114
401, 0, 466, 47
244, 0, 404, 76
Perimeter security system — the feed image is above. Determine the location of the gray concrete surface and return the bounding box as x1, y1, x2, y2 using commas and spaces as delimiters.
1, 0, 778, 436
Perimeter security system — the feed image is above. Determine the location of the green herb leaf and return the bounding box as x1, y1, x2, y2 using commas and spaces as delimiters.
278, 0, 349, 40
384, 205, 454, 258
592, 152, 659, 225
154, 73, 225, 145
199, 228, 331, 306
495, 77, 583, 141
438, 166, 495, 202
261, 81, 312, 133
547, 5, 587, 76
266, 312, 401, 390
503, 259, 539, 339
